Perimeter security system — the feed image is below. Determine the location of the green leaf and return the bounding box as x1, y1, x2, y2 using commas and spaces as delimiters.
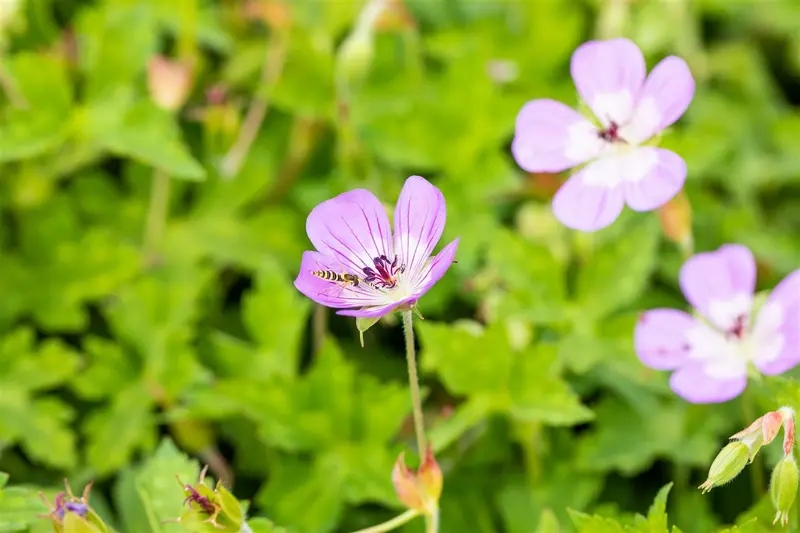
575, 218, 660, 319
0, 52, 72, 162
258, 454, 344, 533
485, 228, 566, 322
642, 483, 673, 532
246, 518, 288, 533
100, 101, 205, 180
84, 384, 156, 476
509, 345, 594, 426
241, 258, 311, 379
418, 320, 514, 396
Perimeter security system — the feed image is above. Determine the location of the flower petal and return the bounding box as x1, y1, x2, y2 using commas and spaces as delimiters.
679, 244, 756, 330
570, 38, 646, 126
336, 296, 417, 318
753, 270, 800, 375
624, 56, 695, 144
669, 360, 747, 404
511, 99, 605, 173
306, 189, 393, 273
634, 309, 696, 370
393, 176, 446, 276
294, 251, 385, 308
409, 238, 459, 298
623, 148, 686, 212
551, 164, 625, 231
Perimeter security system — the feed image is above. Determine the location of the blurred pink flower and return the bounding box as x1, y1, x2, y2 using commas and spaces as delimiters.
512, 38, 695, 231
635, 244, 800, 404
294, 176, 459, 318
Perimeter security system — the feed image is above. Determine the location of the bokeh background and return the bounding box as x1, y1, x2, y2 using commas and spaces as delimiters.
3, 0, 800, 532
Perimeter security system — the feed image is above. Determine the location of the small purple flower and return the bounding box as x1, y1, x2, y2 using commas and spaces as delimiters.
294, 176, 459, 318
635, 244, 800, 404
512, 38, 695, 232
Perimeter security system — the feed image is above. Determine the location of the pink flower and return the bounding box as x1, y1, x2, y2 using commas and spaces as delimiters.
635, 244, 800, 404
512, 38, 695, 231
294, 176, 459, 318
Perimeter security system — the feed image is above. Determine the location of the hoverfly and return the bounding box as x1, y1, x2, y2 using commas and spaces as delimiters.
312, 270, 375, 299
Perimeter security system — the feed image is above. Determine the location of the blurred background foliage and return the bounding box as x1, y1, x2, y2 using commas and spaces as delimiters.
2, 0, 800, 532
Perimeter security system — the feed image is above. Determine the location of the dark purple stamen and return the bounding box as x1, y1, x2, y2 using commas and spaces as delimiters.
363, 255, 405, 289
597, 120, 626, 144
727, 315, 747, 340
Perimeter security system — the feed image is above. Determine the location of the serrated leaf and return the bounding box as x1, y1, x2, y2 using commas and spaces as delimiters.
575, 218, 660, 319
84, 384, 155, 475
241, 258, 311, 379
418, 320, 514, 396
100, 101, 205, 180
509, 345, 594, 426
0, 52, 72, 162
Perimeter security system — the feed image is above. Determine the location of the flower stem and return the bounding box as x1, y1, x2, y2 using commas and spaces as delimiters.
741, 388, 765, 498
350, 510, 420, 533
220, 32, 287, 179
143, 168, 171, 259
401, 310, 427, 456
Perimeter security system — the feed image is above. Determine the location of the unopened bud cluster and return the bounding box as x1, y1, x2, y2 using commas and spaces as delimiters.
39, 480, 110, 533
165, 465, 244, 532
700, 406, 797, 527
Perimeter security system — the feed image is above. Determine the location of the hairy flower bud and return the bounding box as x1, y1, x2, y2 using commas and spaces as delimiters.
730, 410, 784, 461
147, 56, 193, 112
699, 441, 750, 494
771, 454, 799, 526
392, 446, 443, 515
164, 465, 243, 532
39, 480, 110, 533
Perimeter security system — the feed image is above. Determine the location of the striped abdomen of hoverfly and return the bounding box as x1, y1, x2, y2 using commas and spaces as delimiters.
312, 270, 363, 287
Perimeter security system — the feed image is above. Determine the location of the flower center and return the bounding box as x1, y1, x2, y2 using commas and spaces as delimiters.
597, 120, 627, 144
362, 255, 405, 289
726, 314, 748, 341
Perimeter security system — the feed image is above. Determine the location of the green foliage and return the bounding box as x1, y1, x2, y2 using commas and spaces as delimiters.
3, 1, 800, 533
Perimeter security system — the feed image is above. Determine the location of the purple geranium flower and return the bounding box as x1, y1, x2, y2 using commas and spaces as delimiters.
635, 244, 800, 404
512, 38, 695, 231
294, 176, 459, 318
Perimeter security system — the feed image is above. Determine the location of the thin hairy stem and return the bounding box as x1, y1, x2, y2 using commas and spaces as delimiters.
220, 32, 287, 179
350, 510, 420, 533
402, 310, 427, 456
143, 169, 171, 258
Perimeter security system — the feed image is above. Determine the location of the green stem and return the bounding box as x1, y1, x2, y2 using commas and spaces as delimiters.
221, 33, 287, 179
596, 0, 629, 39
351, 510, 420, 533
143, 168, 171, 257
741, 388, 765, 498
401, 310, 427, 456
426, 509, 439, 533
312, 304, 327, 356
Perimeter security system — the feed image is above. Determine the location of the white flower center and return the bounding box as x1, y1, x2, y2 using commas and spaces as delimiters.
687, 296, 786, 380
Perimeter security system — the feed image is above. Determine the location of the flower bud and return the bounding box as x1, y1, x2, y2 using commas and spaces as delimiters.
392, 446, 443, 515
147, 56, 193, 112
657, 190, 692, 254
336, 30, 375, 89
730, 410, 784, 461
699, 441, 750, 494
163, 465, 243, 532
39, 480, 110, 533
771, 454, 799, 526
